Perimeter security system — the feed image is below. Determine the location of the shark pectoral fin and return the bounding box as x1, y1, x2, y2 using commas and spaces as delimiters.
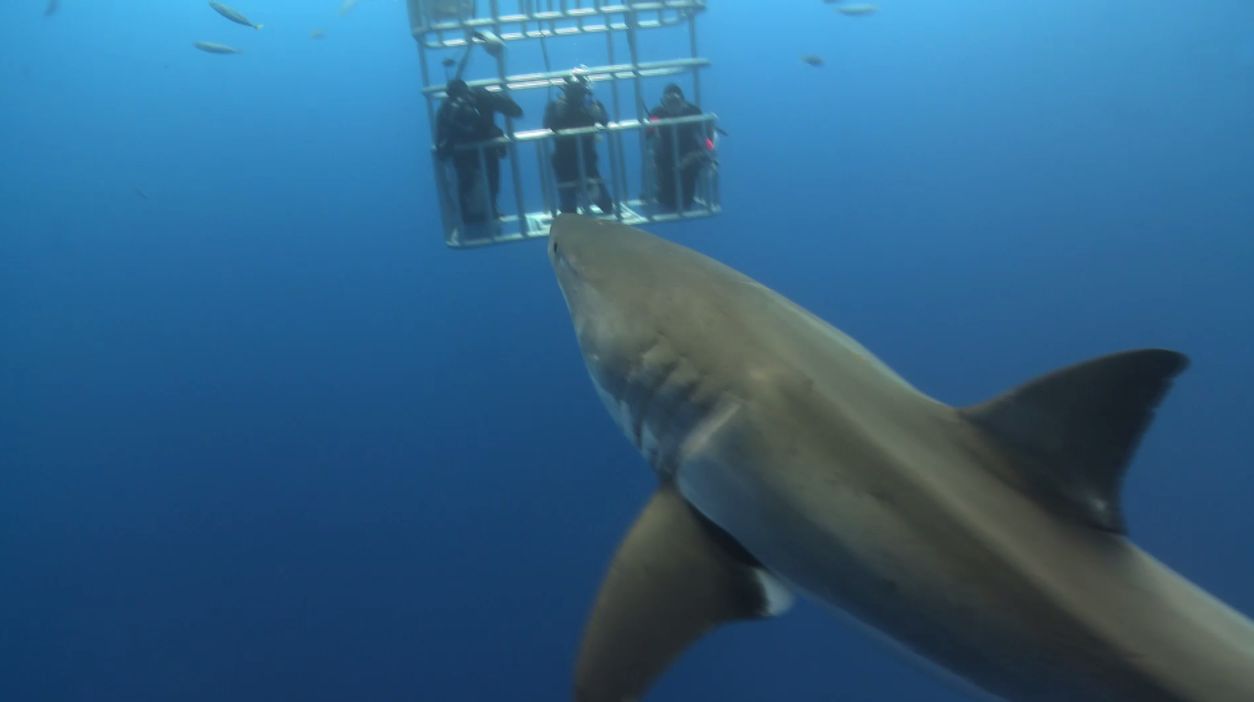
574, 485, 788, 702
962, 348, 1188, 533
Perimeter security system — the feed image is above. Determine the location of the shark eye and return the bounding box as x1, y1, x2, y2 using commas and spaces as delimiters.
552, 241, 576, 273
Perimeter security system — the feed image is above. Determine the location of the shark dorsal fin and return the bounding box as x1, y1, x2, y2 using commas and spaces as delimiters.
574, 485, 790, 702
962, 349, 1188, 533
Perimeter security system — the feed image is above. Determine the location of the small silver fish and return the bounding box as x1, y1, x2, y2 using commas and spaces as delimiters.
208, 1, 263, 30
836, 3, 878, 16
310, 29, 327, 40
339, 0, 362, 16
194, 41, 241, 55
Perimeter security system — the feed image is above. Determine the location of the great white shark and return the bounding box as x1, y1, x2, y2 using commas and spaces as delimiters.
547, 214, 1254, 702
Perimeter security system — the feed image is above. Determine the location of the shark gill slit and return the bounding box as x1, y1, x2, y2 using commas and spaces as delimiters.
628, 339, 679, 449
609, 339, 655, 448
647, 359, 704, 469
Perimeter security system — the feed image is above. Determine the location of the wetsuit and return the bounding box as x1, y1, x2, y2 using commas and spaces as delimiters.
436, 87, 522, 224
544, 87, 614, 215
648, 95, 708, 211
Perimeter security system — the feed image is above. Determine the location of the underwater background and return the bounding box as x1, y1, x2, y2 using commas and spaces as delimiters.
3, 1, 1253, 700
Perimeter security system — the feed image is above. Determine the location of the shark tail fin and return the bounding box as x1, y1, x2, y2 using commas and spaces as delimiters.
962, 349, 1188, 533
574, 485, 789, 702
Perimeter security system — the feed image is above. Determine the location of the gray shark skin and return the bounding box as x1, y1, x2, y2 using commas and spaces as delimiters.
548, 214, 1254, 702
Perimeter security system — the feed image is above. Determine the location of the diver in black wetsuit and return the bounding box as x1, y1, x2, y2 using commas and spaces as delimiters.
436, 78, 523, 224
543, 70, 614, 215
647, 83, 711, 211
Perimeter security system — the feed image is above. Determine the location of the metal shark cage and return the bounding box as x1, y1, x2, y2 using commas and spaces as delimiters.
406, 0, 721, 249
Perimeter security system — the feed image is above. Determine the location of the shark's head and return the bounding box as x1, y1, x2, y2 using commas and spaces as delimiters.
549, 215, 675, 392
548, 214, 744, 467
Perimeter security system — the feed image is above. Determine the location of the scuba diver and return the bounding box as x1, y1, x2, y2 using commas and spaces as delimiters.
543, 68, 614, 215
435, 78, 523, 225
646, 83, 713, 211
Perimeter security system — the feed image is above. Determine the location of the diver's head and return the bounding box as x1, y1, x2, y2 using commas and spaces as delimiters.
661, 83, 685, 110
563, 66, 591, 99
447, 79, 470, 99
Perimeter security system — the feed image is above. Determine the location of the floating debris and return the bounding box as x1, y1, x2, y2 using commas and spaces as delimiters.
209, 2, 263, 30
836, 3, 878, 16
133, 187, 150, 201
339, 0, 362, 16
194, 41, 241, 55
801, 54, 824, 67
310, 29, 327, 40
44, 0, 59, 17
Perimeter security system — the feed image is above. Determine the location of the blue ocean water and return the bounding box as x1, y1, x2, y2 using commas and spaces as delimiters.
2, 1, 1252, 700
